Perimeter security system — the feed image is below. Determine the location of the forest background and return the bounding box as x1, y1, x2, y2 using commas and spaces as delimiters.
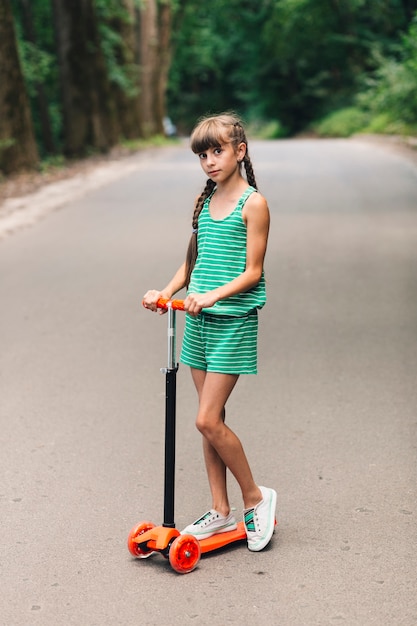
1, 0, 417, 176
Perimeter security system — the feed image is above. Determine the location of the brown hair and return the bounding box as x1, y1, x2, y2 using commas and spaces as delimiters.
184, 113, 258, 287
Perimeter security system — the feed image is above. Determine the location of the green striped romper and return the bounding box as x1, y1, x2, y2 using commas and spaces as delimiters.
180, 186, 266, 375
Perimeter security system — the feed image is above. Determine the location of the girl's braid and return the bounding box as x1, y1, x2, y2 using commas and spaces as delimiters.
192, 178, 216, 230
233, 120, 258, 190
185, 178, 216, 287
243, 156, 257, 189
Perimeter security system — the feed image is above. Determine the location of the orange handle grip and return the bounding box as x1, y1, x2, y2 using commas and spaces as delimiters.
142, 297, 185, 311
157, 298, 185, 310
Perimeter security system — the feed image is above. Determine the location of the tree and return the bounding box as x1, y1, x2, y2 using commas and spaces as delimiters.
167, 0, 417, 134
95, 0, 173, 139
257, 0, 417, 131
357, 12, 417, 129
0, 0, 38, 173
96, 0, 142, 139
137, 0, 173, 136
52, 0, 119, 157
167, 0, 274, 131
15, 0, 56, 153
154, 0, 172, 132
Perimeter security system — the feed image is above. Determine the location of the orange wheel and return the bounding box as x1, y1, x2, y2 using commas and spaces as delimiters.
169, 534, 201, 574
127, 521, 155, 558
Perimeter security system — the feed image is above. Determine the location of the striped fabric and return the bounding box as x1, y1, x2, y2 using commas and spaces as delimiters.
180, 310, 258, 374
188, 186, 266, 316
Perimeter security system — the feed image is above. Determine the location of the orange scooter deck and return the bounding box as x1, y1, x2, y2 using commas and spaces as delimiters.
198, 521, 247, 554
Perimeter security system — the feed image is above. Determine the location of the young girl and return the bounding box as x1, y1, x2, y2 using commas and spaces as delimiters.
143, 113, 276, 552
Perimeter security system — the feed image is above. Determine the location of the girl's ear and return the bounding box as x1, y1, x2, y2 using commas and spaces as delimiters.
237, 142, 247, 162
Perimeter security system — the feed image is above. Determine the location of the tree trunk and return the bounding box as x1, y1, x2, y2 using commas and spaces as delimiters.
111, 0, 142, 139
0, 0, 39, 174
155, 1, 172, 134
52, 0, 119, 157
138, 0, 159, 137
138, 0, 173, 137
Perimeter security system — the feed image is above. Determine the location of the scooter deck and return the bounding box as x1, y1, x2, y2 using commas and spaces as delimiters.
198, 521, 247, 554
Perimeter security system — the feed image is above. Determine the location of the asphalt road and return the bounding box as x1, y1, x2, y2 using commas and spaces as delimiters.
1, 139, 416, 625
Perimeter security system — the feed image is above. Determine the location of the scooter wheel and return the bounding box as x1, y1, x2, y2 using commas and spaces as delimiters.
127, 521, 155, 558
169, 534, 201, 574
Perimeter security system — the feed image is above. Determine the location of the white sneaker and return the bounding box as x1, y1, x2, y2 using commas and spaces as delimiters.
181, 509, 237, 540
243, 486, 277, 552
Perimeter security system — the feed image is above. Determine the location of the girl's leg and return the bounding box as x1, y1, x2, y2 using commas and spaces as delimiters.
191, 368, 230, 516
191, 368, 262, 510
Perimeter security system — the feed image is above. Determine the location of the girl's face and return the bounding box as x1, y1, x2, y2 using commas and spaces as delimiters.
197, 141, 246, 184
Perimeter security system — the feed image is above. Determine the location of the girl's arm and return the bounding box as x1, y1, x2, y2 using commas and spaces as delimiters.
143, 262, 187, 312
184, 193, 270, 315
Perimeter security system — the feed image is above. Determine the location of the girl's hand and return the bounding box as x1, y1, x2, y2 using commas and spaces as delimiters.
142, 289, 166, 314
184, 291, 219, 316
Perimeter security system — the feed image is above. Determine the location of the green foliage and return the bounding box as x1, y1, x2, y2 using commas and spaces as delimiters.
11, 0, 61, 154
312, 107, 370, 137
168, 0, 417, 134
95, 0, 139, 96
360, 58, 417, 122
361, 113, 417, 135
247, 119, 289, 140
357, 15, 417, 127
38, 154, 66, 173
120, 135, 179, 151
98, 22, 138, 95
313, 105, 417, 138
0, 138, 17, 151
6, 0, 417, 174
17, 40, 55, 98
260, 0, 417, 132
168, 0, 273, 130
313, 13, 417, 138
9, 0, 144, 159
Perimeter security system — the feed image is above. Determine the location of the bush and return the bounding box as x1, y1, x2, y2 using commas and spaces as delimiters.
356, 16, 417, 129
247, 119, 289, 139
360, 112, 417, 135
312, 107, 369, 137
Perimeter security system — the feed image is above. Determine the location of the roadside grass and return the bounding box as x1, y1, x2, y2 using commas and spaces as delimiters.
38, 135, 180, 175
311, 106, 417, 140
247, 119, 290, 139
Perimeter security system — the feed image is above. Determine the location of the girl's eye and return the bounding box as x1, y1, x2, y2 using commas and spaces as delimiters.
214, 148, 222, 155
198, 153, 207, 160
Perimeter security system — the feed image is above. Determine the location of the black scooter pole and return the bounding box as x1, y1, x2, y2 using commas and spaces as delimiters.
162, 303, 178, 529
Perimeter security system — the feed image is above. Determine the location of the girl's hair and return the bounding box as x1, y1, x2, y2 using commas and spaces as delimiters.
184, 113, 258, 287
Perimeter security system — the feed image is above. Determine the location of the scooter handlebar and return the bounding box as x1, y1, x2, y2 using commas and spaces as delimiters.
142, 297, 185, 311
157, 298, 185, 310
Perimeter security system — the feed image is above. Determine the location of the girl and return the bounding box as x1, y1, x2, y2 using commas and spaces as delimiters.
143, 113, 276, 552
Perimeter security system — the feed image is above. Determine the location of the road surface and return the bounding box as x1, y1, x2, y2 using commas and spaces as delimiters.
1, 138, 416, 625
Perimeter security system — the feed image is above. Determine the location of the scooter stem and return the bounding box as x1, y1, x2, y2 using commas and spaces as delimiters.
162, 301, 179, 529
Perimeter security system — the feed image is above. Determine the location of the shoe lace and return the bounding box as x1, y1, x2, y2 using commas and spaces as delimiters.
194, 511, 216, 527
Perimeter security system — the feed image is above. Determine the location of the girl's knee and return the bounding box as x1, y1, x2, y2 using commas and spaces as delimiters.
195, 411, 223, 440
195, 413, 209, 436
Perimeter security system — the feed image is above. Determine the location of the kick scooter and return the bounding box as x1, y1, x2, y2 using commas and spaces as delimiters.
127, 298, 248, 574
